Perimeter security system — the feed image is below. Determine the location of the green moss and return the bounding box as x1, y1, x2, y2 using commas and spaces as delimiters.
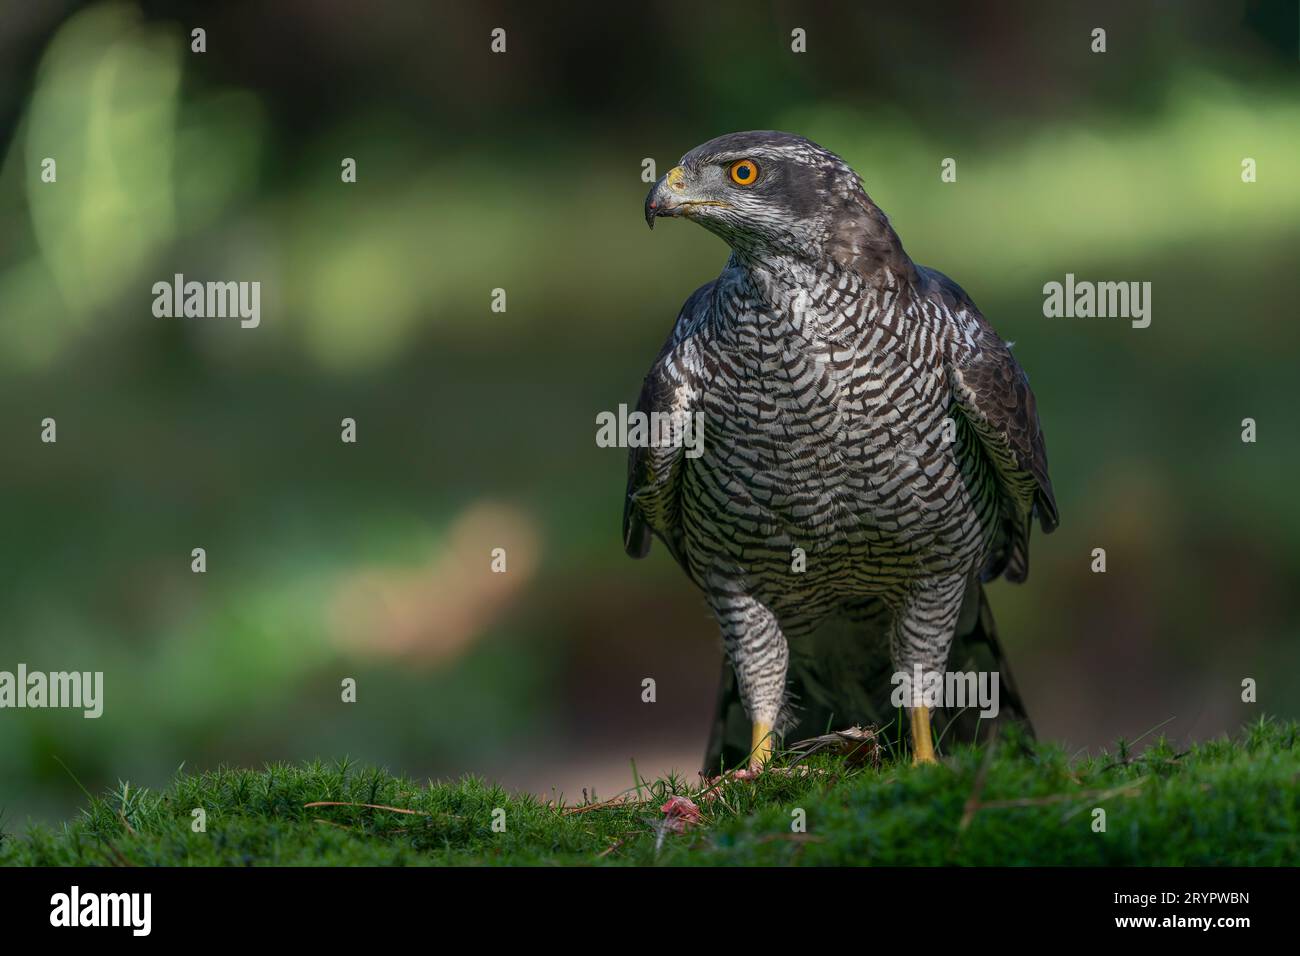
4, 718, 1297, 866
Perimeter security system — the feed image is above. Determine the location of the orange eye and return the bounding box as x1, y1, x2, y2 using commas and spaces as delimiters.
729, 159, 759, 186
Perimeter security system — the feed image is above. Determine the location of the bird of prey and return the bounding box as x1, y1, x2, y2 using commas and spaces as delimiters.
626, 131, 1057, 770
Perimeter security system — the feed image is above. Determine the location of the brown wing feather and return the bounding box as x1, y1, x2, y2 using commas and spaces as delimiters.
622, 281, 714, 572
916, 267, 1057, 583
951, 319, 1059, 535
622, 368, 672, 559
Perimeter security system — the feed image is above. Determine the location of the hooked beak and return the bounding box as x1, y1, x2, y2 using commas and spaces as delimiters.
644, 165, 688, 229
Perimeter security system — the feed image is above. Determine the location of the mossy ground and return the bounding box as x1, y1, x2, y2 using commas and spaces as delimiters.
3, 718, 1297, 866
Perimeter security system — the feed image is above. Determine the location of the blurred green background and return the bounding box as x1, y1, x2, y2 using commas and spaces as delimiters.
1, 0, 1297, 823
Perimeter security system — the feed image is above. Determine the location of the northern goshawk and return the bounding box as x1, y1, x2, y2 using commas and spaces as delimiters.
626, 131, 1058, 769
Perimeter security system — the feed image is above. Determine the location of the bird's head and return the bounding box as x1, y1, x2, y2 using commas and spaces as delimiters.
644, 130, 903, 269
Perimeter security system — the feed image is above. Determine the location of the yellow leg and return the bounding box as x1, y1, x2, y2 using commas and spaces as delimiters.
750, 721, 774, 769
910, 706, 938, 765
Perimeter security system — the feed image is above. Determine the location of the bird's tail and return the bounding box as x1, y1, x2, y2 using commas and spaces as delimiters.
702, 580, 1035, 772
